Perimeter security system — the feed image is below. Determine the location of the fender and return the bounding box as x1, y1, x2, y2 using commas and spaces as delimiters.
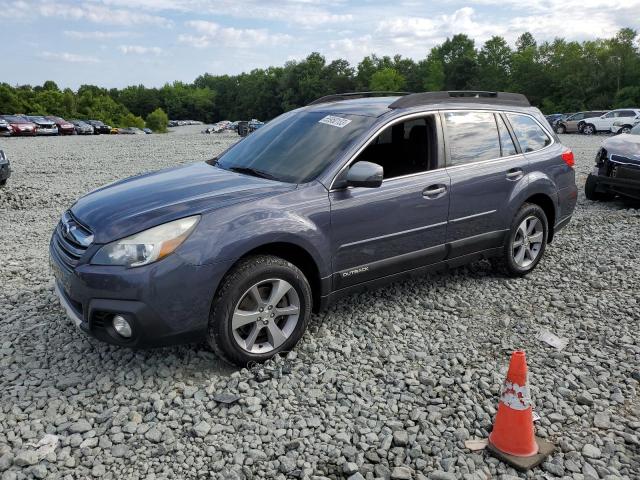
177, 181, 332, 278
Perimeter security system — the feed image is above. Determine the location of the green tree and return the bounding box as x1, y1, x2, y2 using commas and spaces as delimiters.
119, 112, 145, 129
477, 36, 512, 90
369, 68, 405, 91
145, 107, 169, 132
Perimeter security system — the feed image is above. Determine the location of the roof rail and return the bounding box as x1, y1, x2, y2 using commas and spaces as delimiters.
389, 91, 530, 109
308, 91, 412, 106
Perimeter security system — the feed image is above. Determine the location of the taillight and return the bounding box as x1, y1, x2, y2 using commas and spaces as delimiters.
561, 150, 575, 168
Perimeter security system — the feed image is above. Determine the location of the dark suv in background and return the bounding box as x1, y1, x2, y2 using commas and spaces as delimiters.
50, 91, 577, 365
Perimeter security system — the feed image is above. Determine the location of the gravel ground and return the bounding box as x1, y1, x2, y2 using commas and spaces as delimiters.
0, 129, 638, 480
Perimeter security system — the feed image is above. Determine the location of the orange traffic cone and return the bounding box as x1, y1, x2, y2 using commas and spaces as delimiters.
487, 350, 554, 471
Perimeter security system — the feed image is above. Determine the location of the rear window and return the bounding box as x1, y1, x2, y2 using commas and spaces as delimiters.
444, 111, 501, 166
506, 114, 551, 153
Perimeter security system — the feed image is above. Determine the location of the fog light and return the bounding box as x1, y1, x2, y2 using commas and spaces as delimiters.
112, 315, 132, 338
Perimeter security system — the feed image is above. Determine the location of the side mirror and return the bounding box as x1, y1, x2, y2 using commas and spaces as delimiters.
346, 161, 383, 188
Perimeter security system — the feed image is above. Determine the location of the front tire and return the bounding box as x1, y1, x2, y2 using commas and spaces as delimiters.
207, 255, 312, 366
583, 124, 596, 135
556, 124, 566, 134
494, 203, 548, 277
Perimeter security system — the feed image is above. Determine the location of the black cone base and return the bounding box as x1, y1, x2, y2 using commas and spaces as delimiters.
487, 437, 554, 471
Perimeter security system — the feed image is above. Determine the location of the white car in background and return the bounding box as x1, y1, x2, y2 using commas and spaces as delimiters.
581, 109, 640, 135
611, 116, 640, 135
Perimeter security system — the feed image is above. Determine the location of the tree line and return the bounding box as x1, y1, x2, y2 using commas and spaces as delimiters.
1, 29, 639, 126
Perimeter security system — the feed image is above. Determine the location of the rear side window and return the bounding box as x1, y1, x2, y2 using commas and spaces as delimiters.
618, 110, 636, 117
444, 111, 501, 166
497, 115, 517, 156
506, 114, 551, 153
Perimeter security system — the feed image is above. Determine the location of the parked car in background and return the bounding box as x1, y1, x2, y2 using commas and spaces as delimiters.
0, 149, 10, 186
0, 115, 37, 136
70, 120, 94, 135
87, 120, 112, 135
545, 114, 565, 128
26, 116, 58, 136
143, 128, 153, 134
555, 111, 607, 134
45, 116, 76, 135
50, 90, 577, 366
581, 109, 640, 135
586, 123, 640, 201
0, 118, 11, 136
118, 127, 145, 135
611, 116, 640, 135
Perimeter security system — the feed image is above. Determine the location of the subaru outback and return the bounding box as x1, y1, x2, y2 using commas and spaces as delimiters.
50, 91, 578, 366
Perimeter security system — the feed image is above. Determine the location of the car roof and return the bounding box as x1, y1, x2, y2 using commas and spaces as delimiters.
304, 92, 536, 118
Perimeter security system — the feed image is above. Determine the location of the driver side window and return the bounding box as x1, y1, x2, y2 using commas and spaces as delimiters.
354, 115, 438, 180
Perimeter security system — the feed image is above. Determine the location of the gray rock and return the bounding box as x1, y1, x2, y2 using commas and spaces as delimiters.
391, 466, 413, 479
68, 419, 92, 433
343, 462, 359, 475
577, 391, 595, 406
393, 430, 409, 447
582, 444, 602, 459
13, 450, 38, 467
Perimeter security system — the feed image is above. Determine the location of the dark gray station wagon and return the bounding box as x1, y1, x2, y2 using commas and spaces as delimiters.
51, 91, 578, 365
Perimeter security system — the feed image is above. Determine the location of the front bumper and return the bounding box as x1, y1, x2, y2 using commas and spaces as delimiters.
36, 128, 58, 135
50, 238, 234, 347
588, 172, 640, 200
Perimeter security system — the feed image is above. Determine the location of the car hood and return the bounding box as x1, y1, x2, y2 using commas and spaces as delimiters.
71, 162, 296, 243
603, 134, 640, 163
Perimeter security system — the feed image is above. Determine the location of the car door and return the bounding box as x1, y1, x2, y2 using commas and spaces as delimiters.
329, 114, 450, 290
443, 110, 527, 258
595, 111, 617, 131
566, 113, 584, 132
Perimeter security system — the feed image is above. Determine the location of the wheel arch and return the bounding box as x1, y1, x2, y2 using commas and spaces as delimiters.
522, 193, 556, 243
218, 242, 325, 313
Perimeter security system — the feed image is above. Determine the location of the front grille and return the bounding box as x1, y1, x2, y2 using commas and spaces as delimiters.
52, 211, 93, 269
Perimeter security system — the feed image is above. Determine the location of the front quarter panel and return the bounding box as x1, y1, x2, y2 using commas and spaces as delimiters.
177, 181, 332, 278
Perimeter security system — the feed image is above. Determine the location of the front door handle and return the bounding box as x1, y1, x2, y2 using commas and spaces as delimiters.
423, 185, 446, 197
506, 168, 524, 180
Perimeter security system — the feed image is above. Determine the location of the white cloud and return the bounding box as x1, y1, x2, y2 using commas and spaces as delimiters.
179, 20, 293, 48
93, 0, 352, 27
119, 45, 163, 55
64, 30, 135, 40
38, 4, 171, 27
39, 52, 100, 64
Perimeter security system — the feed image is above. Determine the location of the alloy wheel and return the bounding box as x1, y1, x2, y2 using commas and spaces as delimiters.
231, 278, 300, 354
512, 216, 544, 269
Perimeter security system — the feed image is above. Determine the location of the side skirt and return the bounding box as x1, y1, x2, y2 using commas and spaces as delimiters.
319, 246, 503, 310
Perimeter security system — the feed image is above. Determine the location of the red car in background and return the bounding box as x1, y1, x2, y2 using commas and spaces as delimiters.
0, 115, 37, 136
45, 116, 76, 135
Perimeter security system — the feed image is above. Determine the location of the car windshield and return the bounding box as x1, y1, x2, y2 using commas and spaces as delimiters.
631, 124, 640, 135
216, 110, 377, 183
4, 115, 29, 123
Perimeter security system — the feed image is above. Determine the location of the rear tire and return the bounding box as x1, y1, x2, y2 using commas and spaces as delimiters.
207, 255, 312, 366
493, 203, 548, 277
585, 174, 613, 201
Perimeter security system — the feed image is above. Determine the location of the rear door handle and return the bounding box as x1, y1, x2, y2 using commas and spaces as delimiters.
506, 168, 524, 180
422, 185, 446, 197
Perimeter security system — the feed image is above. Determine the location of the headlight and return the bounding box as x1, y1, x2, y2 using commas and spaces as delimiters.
91, 215, 200, 267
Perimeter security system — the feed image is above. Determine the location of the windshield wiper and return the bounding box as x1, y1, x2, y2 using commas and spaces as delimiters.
226, 166, 279, 181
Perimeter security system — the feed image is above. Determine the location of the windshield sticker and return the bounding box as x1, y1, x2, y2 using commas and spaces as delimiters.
319, 115, 352, 128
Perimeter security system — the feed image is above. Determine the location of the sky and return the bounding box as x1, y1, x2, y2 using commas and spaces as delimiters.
2, 0, 639, 89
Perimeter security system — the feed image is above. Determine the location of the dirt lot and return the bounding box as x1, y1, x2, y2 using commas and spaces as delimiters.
0, 129, 638, 480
